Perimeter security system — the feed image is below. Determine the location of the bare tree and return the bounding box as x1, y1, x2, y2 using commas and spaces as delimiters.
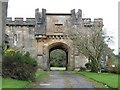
66, 19, 113, 73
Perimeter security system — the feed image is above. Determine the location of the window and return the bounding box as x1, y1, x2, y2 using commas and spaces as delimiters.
54, 24, 63, 33
13, 34, 17, 46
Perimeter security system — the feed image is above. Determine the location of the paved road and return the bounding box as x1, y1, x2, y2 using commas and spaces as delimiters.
28, 71, 96, 88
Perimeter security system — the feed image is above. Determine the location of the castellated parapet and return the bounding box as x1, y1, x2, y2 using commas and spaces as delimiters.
6, 17, 103, 37
6, 17, 35, 26
6, 17, 103, 27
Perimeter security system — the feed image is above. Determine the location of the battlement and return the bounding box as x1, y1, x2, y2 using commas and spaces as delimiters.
94, 18, 103, 22
26, 18, 35, 22
82, 18, 103, 22
82, 18, 91, 22
15, 17, 23, 22
6, 17, 103, 27
82, 18, 103, 27
7, 17, 12, 21
6, 17, 35, 26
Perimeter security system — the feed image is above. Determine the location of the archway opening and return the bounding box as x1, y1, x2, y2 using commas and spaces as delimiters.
48, 42, 69, 71
50, 49, 67, 71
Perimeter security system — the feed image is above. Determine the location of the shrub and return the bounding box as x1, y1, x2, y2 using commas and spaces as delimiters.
2, 50, 38, 81
110, 64, 120, 74
115, 64, 120, 74
78, 67, 86, 72
103, 64, 120, 74
85, 62, 91, 69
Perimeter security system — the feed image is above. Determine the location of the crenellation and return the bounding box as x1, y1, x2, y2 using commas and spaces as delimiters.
15, 17, 23, 22
6, 17, 35, 26
7, 17, 12, 21
26, 18, 35, 22
94, 18, 103, 26
81, 18, 103, 27
82, 18, 92, 27
82, 18, 91, 22
94, 18, 103, 22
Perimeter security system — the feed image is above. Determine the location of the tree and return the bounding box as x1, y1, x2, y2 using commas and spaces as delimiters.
67, 20, 113, 73
50, 49, 66, 67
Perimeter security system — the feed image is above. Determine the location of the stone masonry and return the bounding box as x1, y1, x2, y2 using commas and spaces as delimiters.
5, 8, 103, 71
0, 0, 8, 75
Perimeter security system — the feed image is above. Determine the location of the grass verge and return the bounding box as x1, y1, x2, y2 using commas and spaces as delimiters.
2, 78, 30, 88
35, 71, 46, 78
2, 71, 47, 88
70, 71, 118, 88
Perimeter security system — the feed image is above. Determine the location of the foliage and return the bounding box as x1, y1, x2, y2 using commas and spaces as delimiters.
4, 49, 15, 53
2, 49, 38, 81
79, 67, 86, 71
103, 54, 120, 74
105, 64, 120, 74
50, 49, 66, 67
2, 72, 48, 88
85, 62, 91, 69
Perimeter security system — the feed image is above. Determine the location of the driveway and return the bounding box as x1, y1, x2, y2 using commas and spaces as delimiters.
27, 71, 96, 89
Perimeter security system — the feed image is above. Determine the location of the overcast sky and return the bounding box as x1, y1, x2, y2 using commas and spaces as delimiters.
7, 0, 119, 54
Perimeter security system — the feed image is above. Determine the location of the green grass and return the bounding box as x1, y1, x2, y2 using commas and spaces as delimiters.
2, 78, 30, 88
35, 71, 46, 78
2, 71, 47, 88
71, 71, 118, 88
0, 76, 2, 90
50, 67, 66, 70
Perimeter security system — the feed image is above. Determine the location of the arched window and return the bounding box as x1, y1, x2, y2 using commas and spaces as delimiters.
13, 34, 17, 46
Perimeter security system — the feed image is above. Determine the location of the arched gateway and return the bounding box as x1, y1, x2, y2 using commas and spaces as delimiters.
36, 36, 76, 71
5, 8, 103, 71
48, 42, 70, 70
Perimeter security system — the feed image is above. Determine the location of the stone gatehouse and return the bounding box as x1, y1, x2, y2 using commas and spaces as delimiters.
5, 8, 103, 70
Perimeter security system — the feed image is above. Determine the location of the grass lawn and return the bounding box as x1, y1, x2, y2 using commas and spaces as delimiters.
71, 71, 118, 88
2, 71, 47, 88
50, 67, 66, 70
35, 71, 47, 78
0, 77, 2, 90
2, 78, 30, 88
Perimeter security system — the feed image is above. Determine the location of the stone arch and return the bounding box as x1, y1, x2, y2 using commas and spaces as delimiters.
47, 42, 71, 70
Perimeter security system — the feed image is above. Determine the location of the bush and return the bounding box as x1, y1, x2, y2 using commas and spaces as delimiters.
110, 64, 120, 74
103, 64, 120, 74
115, 64, 120, 74
78, 67, 86, 72
2, 50, 38, 81
85, 62, 91, 69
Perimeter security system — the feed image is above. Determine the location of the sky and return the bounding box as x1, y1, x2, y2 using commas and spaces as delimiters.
7, 0, 119, 54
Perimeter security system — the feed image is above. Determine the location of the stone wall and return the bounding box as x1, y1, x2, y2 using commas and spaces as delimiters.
0, 0, 8, 89
6, 23, 37, 58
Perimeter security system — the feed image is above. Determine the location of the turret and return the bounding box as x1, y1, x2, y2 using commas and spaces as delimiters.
35, 8, 46, 35
71, 9, 76, 25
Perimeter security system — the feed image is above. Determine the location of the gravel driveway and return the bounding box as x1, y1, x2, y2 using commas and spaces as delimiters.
27, 71, 96, 89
